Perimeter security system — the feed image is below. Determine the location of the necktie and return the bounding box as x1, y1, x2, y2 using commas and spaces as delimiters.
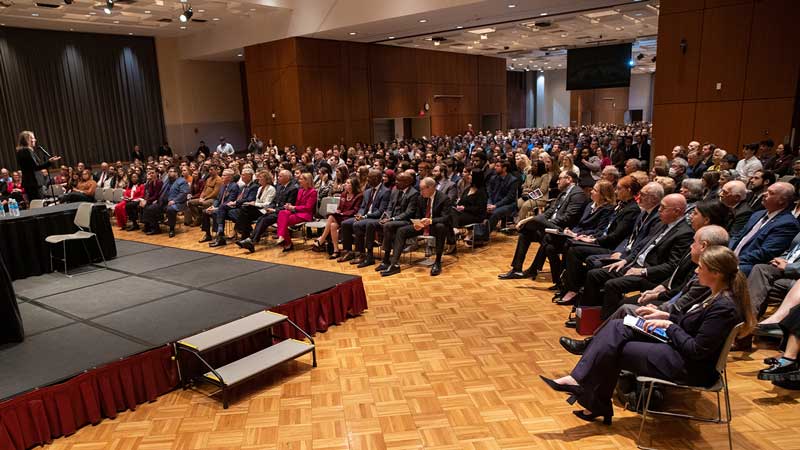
635, 221, 678, 267
626, 210, 649, 251
550, 186, 572, 221
734, 213, 770, 256
219, 185, 227, 203
236, 184, 247, 202
424, 197, 433, 236
367, 187, 379, 215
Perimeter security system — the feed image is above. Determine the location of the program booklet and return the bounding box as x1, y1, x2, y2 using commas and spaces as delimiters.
623, 314, 669, 343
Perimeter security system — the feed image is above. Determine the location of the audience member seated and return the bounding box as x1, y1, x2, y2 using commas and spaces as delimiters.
486, 160, 519, 231
380, 177, 452, 277
337, 169, 391, 266
730, 182, 800, 275
312, 176, 363, 259
61, 169, 97, 203
432, 164, 457, 203
747, 169, 774, 212
747, 231, 800, 328
274, 172, 317, 252
235, 170, 298, 253
209, 168, 259, 247
680, 178, 704, 219
185, 163, 221, 226
737, 143, 763, 180
701, 171, 720, 201
560, 225, 730, 355
6, 171, 26, 206
142, 167, 188, 237
199, 169, 240, 244
517, 160, 550, 220
669, 157, 688, 186
126, 169, 161, 231
758, 303, 800, 385
114, 172, 144, 230
498, 171, 587, 280
717, 180, 752, 236
451, 169, 488, 244
529, 180, 616, 290
576, 193, 693, 320
541, 246, 754, 426
375, 173, 419, 272
234, 170, 276, 239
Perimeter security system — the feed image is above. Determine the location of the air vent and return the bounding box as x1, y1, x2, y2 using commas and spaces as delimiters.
158, 18, 173, 22
34, 2, 61, 8
191, 18, 206, 22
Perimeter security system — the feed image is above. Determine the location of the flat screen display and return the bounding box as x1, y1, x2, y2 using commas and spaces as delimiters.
566, 43, 632, 90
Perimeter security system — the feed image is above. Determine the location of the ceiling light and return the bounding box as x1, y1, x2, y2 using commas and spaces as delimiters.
237, 53, 242, 57
249, 8, 255, 11
89, 11, 96, 15
144, 10, 151, 13
508, 4, 516, 7
179, 6, 193, 22
69, 28, 73, 31
31, 13, 39, 16
480, 34, 488, 40
467, 46, 472, 49
212, 17, 219, 21
511, 58, 516, 61
616, 26, 624, 31
198, 9, 204, 12
388, 36, 395, 39
557, 64, 562, 67
561, 33, 567, 37
540, 12, 548, 16
434, 41, 440, 46
468, 27, 495, 34
456, 26, 463, 29
113, 20, 119, 23
128, 32, 133, 35
349, 32, 357, 35
103, 0, 113, 14
419, 19, 427, 23
180, 26, 186, 29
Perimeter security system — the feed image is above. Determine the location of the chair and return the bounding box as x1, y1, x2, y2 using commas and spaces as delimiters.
29, 199, 45, 209
45, 202, 109, 277
303, 197, 340, 234
102, 187, 115, 203
94, 187, 105, 201
112, 188, 124, 203
635, 323, 744, 450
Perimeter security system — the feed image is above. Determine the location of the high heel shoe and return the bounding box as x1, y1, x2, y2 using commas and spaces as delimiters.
572, 410, 612, 425
281, 242, 294, 252
539, 375, 583, 397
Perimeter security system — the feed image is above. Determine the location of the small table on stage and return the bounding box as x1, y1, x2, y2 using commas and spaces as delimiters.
0, 202, 117, 280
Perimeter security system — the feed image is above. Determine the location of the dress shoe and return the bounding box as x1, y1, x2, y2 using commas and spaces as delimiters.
444, 243, 457, 255
336, 252, 355, 263
239, 238, 256, 253
764, 356, 781, 366
560, 336, 591, 356
731, 334, 753, 352
555, 296, 576, 306
548, 284, 563, 291
430, 262, 442, 276
168, 230, 175, 238
565, 318, 577, 328
328, 252, 341, 260
498, 270, 526, 280
523, 269, 539, 279
275, 236, 285, 246
758, 358, 800, 381
375, 262, 389, 272
209, 237, 227, 247
754, 323, 783, 337
357, 257, 375, 268
573, 410, 612, 425
234, 239, 245, 249
282, 242, 294, 252
198, 234, 213, 243
381, 264, 401, 277
350, 254, 365, 265
126, 224, 139, 231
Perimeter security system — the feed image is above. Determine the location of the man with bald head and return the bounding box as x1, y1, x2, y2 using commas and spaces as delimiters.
577, 193, 695, 320
730, 181, 800, 275
718, 180, 752, 235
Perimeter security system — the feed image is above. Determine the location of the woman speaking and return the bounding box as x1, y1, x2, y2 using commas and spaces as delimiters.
15, 130, 60, 201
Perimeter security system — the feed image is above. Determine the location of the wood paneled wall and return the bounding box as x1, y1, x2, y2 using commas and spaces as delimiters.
652, 0, 799, 157
569, 87, 630, 126
245, 37, 507, 147
507, 71, 526, 129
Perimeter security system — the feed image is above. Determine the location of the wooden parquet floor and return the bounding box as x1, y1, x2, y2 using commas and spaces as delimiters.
39, 225, 800, 450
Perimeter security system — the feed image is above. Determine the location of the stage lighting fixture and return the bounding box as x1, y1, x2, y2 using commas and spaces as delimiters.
179, 5, 193, 22
103, 0, 113, 14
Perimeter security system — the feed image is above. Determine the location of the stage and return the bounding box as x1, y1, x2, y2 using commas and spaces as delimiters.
0, 239, 367, 450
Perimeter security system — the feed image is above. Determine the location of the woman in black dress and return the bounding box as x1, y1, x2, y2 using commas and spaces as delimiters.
14, 130, 60, 201
452, 169, 488, 242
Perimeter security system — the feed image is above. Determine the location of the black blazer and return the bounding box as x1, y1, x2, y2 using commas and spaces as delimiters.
541, 185, 588, 229
617, 206, 664, 256
415, 192, 452, 226
626, 220, 695, 283
727, 201, 753, 237
16, 147, 50, 194
659, 252, 698, 297
667, 293, 742, 386
269, 182, 299, 211
572, 203, 614, 237
488, 173, 519, 208
456, 188, 488, 220
387, 187, 420, 222
596, 199, 641, 249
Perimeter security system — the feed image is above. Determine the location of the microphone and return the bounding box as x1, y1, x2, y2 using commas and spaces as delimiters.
37, 145, 52, 158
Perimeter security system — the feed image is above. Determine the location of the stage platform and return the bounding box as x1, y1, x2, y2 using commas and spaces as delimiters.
1, 239, 361, 402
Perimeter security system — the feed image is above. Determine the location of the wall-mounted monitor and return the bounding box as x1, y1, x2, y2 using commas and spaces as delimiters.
566, 43, 632, 91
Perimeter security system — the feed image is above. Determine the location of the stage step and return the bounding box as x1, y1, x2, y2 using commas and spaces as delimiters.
178, 311, 287, 352
203, 339, 315, 386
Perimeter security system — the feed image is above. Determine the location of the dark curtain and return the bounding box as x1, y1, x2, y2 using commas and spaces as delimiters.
0, 27, 165, 167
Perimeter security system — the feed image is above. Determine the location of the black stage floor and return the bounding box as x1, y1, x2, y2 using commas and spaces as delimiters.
0, 239, 357, 401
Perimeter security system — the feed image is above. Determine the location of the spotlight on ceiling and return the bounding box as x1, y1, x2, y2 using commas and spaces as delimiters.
103, 0, 113, 14
636, 53, 644, 60
179, 5, 193, 22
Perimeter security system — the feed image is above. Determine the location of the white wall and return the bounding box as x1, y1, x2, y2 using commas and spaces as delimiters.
628, 73, 654, 122
536, 69, 570, 127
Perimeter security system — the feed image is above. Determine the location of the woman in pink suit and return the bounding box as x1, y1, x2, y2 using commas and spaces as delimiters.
276, 172, 317, 252
114, 172, 144, 230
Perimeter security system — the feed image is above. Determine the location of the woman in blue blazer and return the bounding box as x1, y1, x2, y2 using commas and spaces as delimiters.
541, 246, 755, 424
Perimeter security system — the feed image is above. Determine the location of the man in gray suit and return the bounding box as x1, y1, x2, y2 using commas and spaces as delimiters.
748, 230, 800, 320
433, 164, 458, 204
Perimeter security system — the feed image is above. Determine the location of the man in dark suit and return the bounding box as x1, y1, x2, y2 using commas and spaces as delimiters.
486, 160, 520, 232
339, 169, 392, 266
731, 181, 800, 275
143, 167, 189, 237
718, 180, 753, 236
746, 169, 774, 212
608, 138, 627, 174
199, 169, 241, 243
499, 170, 587, 279
236, 169, 298, 252
433, 164, 458, 204
579, 193, 695, 320
382, 177, 452, 277
210, 168, 259, 247
748, 230, 800, 322
375, 173, 419, 273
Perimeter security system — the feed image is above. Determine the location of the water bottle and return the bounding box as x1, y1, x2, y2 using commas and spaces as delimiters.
9, 198, 19, 217
0, 203, 5, 217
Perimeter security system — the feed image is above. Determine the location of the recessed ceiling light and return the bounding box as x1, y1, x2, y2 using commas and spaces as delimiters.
558, 64, 562, 67
418, 19, 427, 23
456, 26, 463, 29
508, 4, 516, 8
349, 32, 357, 35
31, 13, 39, 16
144, 10, 151, 13
212, 17, 219, 21
540, 12, 548, 16
237, 53, 243, 57
69, 28, 73, 31
89, 11, 96, 15
128, 32, 133, 35
467, 46, 473, 49
616, 26, 624, 31
511, 58, 516, 61
480, 34, 488, 40
388, 36, 395, 39
434, 41, 440, 46
561, 33, 567, 37
198, 9, 205, 12
113, 20, 119, 23
180, 26, 186, 29
249, 8, 255, 11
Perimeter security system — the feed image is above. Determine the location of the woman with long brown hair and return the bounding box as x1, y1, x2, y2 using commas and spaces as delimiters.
15, 130, 60, 201
541, 245, 753, 424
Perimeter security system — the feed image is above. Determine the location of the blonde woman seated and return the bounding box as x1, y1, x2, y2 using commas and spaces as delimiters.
311, 176, 363, 259
517, 160, 550, 220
